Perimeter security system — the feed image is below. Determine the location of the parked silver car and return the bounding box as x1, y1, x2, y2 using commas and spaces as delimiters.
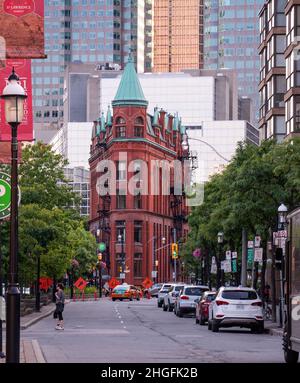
162, 284, 185, 312
157, 283, 173, 307
174, 285, 209, 317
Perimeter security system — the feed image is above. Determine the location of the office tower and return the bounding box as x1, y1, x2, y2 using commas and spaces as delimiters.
204, 0, 264, 124
152, 0, 204, 72
32, 0, 152, 142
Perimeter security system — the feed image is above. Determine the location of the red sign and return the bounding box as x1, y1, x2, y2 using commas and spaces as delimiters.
142, 278, 153, 289
0, 0, 45, 58
108, 277, 120, 289
39, 277, 53, 291
0, 59, 33, 141
74, 277, 88, 291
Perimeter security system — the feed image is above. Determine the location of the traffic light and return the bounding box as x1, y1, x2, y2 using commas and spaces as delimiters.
171, 243, 178, 259
98, 253, 102, 261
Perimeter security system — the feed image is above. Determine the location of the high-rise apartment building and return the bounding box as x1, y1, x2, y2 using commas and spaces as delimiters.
152, 0, 204, 72
259, 0, 300, 142
32, 0, 152, 142
258, 0, 286, 142
204, 0, 264, 124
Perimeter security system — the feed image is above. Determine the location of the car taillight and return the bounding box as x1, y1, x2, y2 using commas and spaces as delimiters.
251, 302, 262, 307
180, 295, 189, 300
216, 300, 229, 306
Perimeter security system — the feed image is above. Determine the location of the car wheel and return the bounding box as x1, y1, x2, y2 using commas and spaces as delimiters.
112, 298, 116, 301
208, 320, 212, 330
256, 322, 264, 334
200, 315, 206, 326
178, 308, 183, 317
119, 298, 123, 301
284, 349, 299, 364
174, 306, 177, 315
163, 302, 168, 311
157, 301, 162, 308
168, 303, 173, 312
212, 320, 219, 332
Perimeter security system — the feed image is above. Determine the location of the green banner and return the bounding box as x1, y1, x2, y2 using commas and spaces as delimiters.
232, 259, 237, 273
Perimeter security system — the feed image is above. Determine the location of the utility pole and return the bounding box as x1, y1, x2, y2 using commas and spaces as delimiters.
173, 228, 177, 283
241, 228, 247, 286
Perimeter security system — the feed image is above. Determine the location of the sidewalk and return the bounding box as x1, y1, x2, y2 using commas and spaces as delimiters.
0, 339, 45, 363
265, 321, 283, 337
2, 302, 57, 330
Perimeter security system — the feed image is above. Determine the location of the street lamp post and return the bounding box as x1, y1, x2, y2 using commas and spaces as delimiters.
35, 253, 41, 312
118, 234, 125, 283
278, 203, 288, 328
217, 232, 224, 288
152, 236, 166, 283
1, 68, 27, 363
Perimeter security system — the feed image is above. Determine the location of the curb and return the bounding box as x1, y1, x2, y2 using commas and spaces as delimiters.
21, 306, 56, 330
32, 339, 46, 363
266, 328, 283, 337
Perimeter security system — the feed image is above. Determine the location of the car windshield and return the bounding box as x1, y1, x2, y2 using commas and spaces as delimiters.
175, 286, 184, 292
222, 290, 258, 300
160, 289, 170, 293
114, 287, 129, 292
184, 287, 203, 296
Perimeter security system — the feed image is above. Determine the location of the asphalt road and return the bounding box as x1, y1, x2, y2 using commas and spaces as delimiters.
21, 298, 283, 363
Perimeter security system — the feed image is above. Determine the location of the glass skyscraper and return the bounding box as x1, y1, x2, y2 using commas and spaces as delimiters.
204, 0, 264, 124
32, 0, 152, 139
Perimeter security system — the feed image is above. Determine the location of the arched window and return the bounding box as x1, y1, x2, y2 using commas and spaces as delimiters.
115, 116, 126, 137
134, 116, 144, 137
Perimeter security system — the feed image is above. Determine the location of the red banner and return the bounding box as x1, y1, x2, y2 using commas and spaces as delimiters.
0, 0, 45, 59
0, 59, 33, 141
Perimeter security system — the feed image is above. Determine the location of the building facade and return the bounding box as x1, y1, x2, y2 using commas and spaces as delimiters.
258, 0, 300, 142
32, 0, 152, 141
152, 0, 204, 72
89, 56, 189, 284
258, 0, 286, 142
204, 0, 264, 124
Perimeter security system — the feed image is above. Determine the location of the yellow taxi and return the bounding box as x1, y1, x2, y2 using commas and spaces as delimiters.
111, 283, 141, 301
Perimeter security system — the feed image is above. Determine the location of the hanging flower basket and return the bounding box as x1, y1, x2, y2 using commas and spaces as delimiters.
193, 248, 202, 258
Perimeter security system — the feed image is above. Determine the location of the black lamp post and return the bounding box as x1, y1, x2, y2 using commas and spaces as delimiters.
217, 231, 224, 288
98, 253, 103, 298
1, 68, 27, 363
118, 234, 125, 283
277, 203, 288, 328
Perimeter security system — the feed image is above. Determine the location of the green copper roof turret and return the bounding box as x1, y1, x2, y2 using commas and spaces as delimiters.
164, 113, 169, 129
96, 118, 101, 136
172, 113, 179, 131
112, 53, 148, 108
153, 107, 159, 125
106, 105, 112, 126
100, 112, 106, 132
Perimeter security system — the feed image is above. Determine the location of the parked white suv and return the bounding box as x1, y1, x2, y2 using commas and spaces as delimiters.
157, 283, 173, 307
208, 287, 264, 333
162, 284, 185, 312
174, 285, 209, 317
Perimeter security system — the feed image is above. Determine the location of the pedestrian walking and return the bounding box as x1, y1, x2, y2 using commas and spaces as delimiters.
54, 283, 65, 330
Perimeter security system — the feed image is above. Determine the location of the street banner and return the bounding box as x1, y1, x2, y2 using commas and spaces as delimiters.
0, 0, 45, 59
255, 236, 261, 248
223, 260, 231, 273
210, 263, 217, 274
0, 296, 5, 321
232, 252, 238, 259
0, 141, 22, 163
0, 59, 33, 141
226, 251, 231, 260
247, 241, 254, 249
232, 259, 237, 273
254, 248, 263, 262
